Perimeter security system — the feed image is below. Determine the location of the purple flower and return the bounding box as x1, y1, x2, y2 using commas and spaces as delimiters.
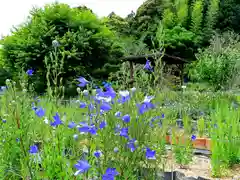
115, 111, 121, 118
68, 121, 76, 129
2, 119, 6, 123
26, 69, 34, 76
29, 145, 38, 154
74, 160, 91, 175
119, 127, 128, 138
127, 139, 136, 152
88, 104, 95, 112
31, 103, 38, 111
78, 125, 98, 135
35, 107, 45, 118
80, 102, 87, 108
102, 168, 119, 180
104, 87, 116, 99
144, 60, 153, 72
114, 124, 121, 134
145, 147, 156, 159
94, 150, 102, 158
100, 102, 112, 112
77, 77, 89, 87
191, 135, 196, 141
78, 126, 90, 133
137, 102, 155, 115
161, 113, 165, 118
50, 113, 63, 127
122, 114, 130, 123
99, 121, 107, 129
89, 125, 98, 135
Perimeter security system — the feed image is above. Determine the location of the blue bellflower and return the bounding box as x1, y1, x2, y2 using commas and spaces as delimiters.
80, 102, 87, 108
99, 121, 107, 129
127, 139, 136, 152
29, 145, 38, 154
122, 114, 130, 123
118, 90, 130, 104
68, 121, 76, 129
145, 147, 156, 159
26, 69, 34, 76
35, 107, 45, 118
77, 77, 89, 87
115, 111, 121, 118
50, 113, 63, 127
94, 150, 102, 158
144, 60, 153, 72
191, 135, 196, 141
119, 127, 129, 138
102, 168, 119, 180
74, 160, 91, 175
78, 124, 98, 135
100, 102, 112, 112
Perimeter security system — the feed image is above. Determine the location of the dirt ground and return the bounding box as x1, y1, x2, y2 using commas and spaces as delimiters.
163, 151, 240, 180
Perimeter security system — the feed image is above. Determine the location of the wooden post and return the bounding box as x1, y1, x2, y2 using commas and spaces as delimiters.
180, 63, 184, 86
129, 61, 134, 87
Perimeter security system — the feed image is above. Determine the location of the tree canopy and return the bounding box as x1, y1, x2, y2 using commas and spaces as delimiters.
0, 3, 123, 93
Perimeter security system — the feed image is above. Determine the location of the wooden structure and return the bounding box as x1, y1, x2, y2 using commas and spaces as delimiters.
121, 52, 191, 86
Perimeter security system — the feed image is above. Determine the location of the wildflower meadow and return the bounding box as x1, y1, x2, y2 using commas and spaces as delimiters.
1, 45, 240, 179
1, 2, 240, 180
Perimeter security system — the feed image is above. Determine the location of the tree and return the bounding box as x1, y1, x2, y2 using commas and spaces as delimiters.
216, 0, 240, 33
102, 12, 131, 36
0, 3, 123, 94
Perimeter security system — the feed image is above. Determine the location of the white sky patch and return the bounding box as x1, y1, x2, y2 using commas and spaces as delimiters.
0, 0, 145, 37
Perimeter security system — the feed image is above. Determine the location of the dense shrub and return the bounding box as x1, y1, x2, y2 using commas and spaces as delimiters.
0, 3, 123, 94
188, 32, 240, 90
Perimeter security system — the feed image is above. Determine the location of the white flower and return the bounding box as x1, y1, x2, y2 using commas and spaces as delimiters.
43, 117, 49, 124
181, 85, 186, 89
76, 87, 81, 93
143, 96, 154, 103
131, 87, 136, 92
119, 90, 130, 97
73, 134, 78, 140
83, 146, 89, 153
95, 95, 112, 103
82, 90, 89, 96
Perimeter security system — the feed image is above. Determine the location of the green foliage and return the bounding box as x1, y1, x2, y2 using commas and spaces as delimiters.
216, 0, 240, 33
130, 0, 164, 47
161, 26, 197, 49
190, 0, 204, 35
102, 12, 131, 36
0, 3, 123, 94
175, 0, 189, 27
203, 0, 220, 39
188, 32, 240, 90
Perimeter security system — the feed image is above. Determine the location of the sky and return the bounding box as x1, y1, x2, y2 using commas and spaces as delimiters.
0, 0, 145, 37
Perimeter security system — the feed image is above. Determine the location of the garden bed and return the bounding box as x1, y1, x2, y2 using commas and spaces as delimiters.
162, 151, 240, 180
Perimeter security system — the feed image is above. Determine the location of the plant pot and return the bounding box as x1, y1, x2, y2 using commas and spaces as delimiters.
192, 138, 207, 150
165, 135, 211, 151
205, 138, 211, 150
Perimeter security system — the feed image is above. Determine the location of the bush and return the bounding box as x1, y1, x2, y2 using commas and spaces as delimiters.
0, 3, 123, 94
188, 32, 240, 90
